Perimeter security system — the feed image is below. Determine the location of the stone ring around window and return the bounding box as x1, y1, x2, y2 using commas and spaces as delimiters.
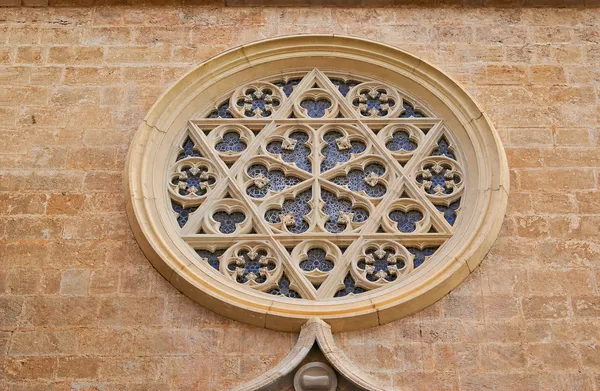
125, 35, 509, 332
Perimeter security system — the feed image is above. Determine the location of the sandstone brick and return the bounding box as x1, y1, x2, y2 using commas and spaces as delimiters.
542, 148, 600, 168
549, 216, 600, 239
50, 87, 101, 106
506, 192, 532, 215
82, 193, 124, 214
39, 27, 82, 45
46, 193, 84, 215
443, 294, 484, 320
508, 128, 553, 146
531, 192, 578, 214
66, 147, 119, 171
7, 171, 83, 193
15, 47, 43, 66
505, 148, 543, 168
40, 269, 61, 295
76, 328, 134, 356
88, 269, 118, 295
475, 25, 527, 45
530, 65, 567, 84
518, 169, 595, 191
0, 296, 23, 329
580, 344, 600, 367
47, 240, 108, 269
83, 171, 122, 193
533, 26, 572, 43
83, 27, 132, 45
105, 46, 170, 64
10, 331, 77, 356
528, 270, 595, 296
59, 269, 90, 295
0, 331, 9, 355
528, 343, 582, 369
57, 357, 100, 379
21, 297, 99, 327
8, 27, 41, 45
0, 194, 47, 215
481, 343, 526, 370
475, 64, 528, 85
4, 358, 57, 380
576, 191, 600, 213
572, 296, 600, 318
483, 295, 520, 319
554, 128, 592, 146
537, 239, 600, 268
47, 46, 104, 65
62, 215, 128, 240
419, 320, 461, 343
6, 269, 41, 295
523, 296, 569, 319
514, 215, 549, 238
433, 343, 479, 371
461, 373, 542, 391
97, 297, 164, 327
97, 357, 162, 381
5, 217, 63, 240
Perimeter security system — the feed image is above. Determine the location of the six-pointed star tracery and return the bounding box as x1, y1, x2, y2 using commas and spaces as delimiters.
167, 69, 465, 301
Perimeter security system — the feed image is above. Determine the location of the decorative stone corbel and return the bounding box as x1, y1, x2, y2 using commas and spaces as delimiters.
232, 318, 392, 391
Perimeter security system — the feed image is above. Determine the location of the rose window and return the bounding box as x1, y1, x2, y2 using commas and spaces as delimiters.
163, 70, 469, 302
127, 36, 508, 331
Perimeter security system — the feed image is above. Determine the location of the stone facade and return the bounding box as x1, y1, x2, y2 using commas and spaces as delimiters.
0, 3, 599, 390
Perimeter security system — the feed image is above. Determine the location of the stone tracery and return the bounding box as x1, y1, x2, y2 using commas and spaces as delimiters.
165, 69, 465, 301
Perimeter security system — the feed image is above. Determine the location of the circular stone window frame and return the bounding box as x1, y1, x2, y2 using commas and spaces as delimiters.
125, 35, 509, 332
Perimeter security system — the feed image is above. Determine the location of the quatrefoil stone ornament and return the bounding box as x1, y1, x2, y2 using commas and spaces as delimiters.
127, 35, 509, 333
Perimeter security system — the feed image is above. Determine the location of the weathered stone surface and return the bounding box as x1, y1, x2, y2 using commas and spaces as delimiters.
0, 5, 598, 390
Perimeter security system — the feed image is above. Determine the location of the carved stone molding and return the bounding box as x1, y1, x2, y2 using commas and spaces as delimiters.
126, 35, 509, 332
232, 318, 390, 391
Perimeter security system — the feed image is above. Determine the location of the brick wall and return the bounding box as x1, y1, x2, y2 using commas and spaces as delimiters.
0, 5, 598, 390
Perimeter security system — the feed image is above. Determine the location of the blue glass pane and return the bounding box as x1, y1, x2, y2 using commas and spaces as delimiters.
246, 164, 303, 198
399, 101, 426, 118
353, 89, 396, 117
331, 163, 386, 198
171, 165, 216, 197
208, 100, 234, 118
431, 136, 456, 159
177, 137, 203, 161
435, 199, 460, 225
268, 274, 301, 298
357, 247, 405, 282
389, 209, 423, 233
196, 249, 225, 270
215, 132, 246, 153
416, 164, 460, 195
236, 88, 280, 117
299, 248, 334, 272
273, 78, 303, 97
300, 98, 332, 118
320, 131, 366, 173
228, 249, 275, 284
321, 190, 369, 233
407, 246, 439, 268
213, 211, 246, 234
329, 78, 361, 97
265, 189, 312, 234
335, 273, 366, 297
171, 200, 198, 228
266, 131, 312, 173
386, 131, 418, 152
